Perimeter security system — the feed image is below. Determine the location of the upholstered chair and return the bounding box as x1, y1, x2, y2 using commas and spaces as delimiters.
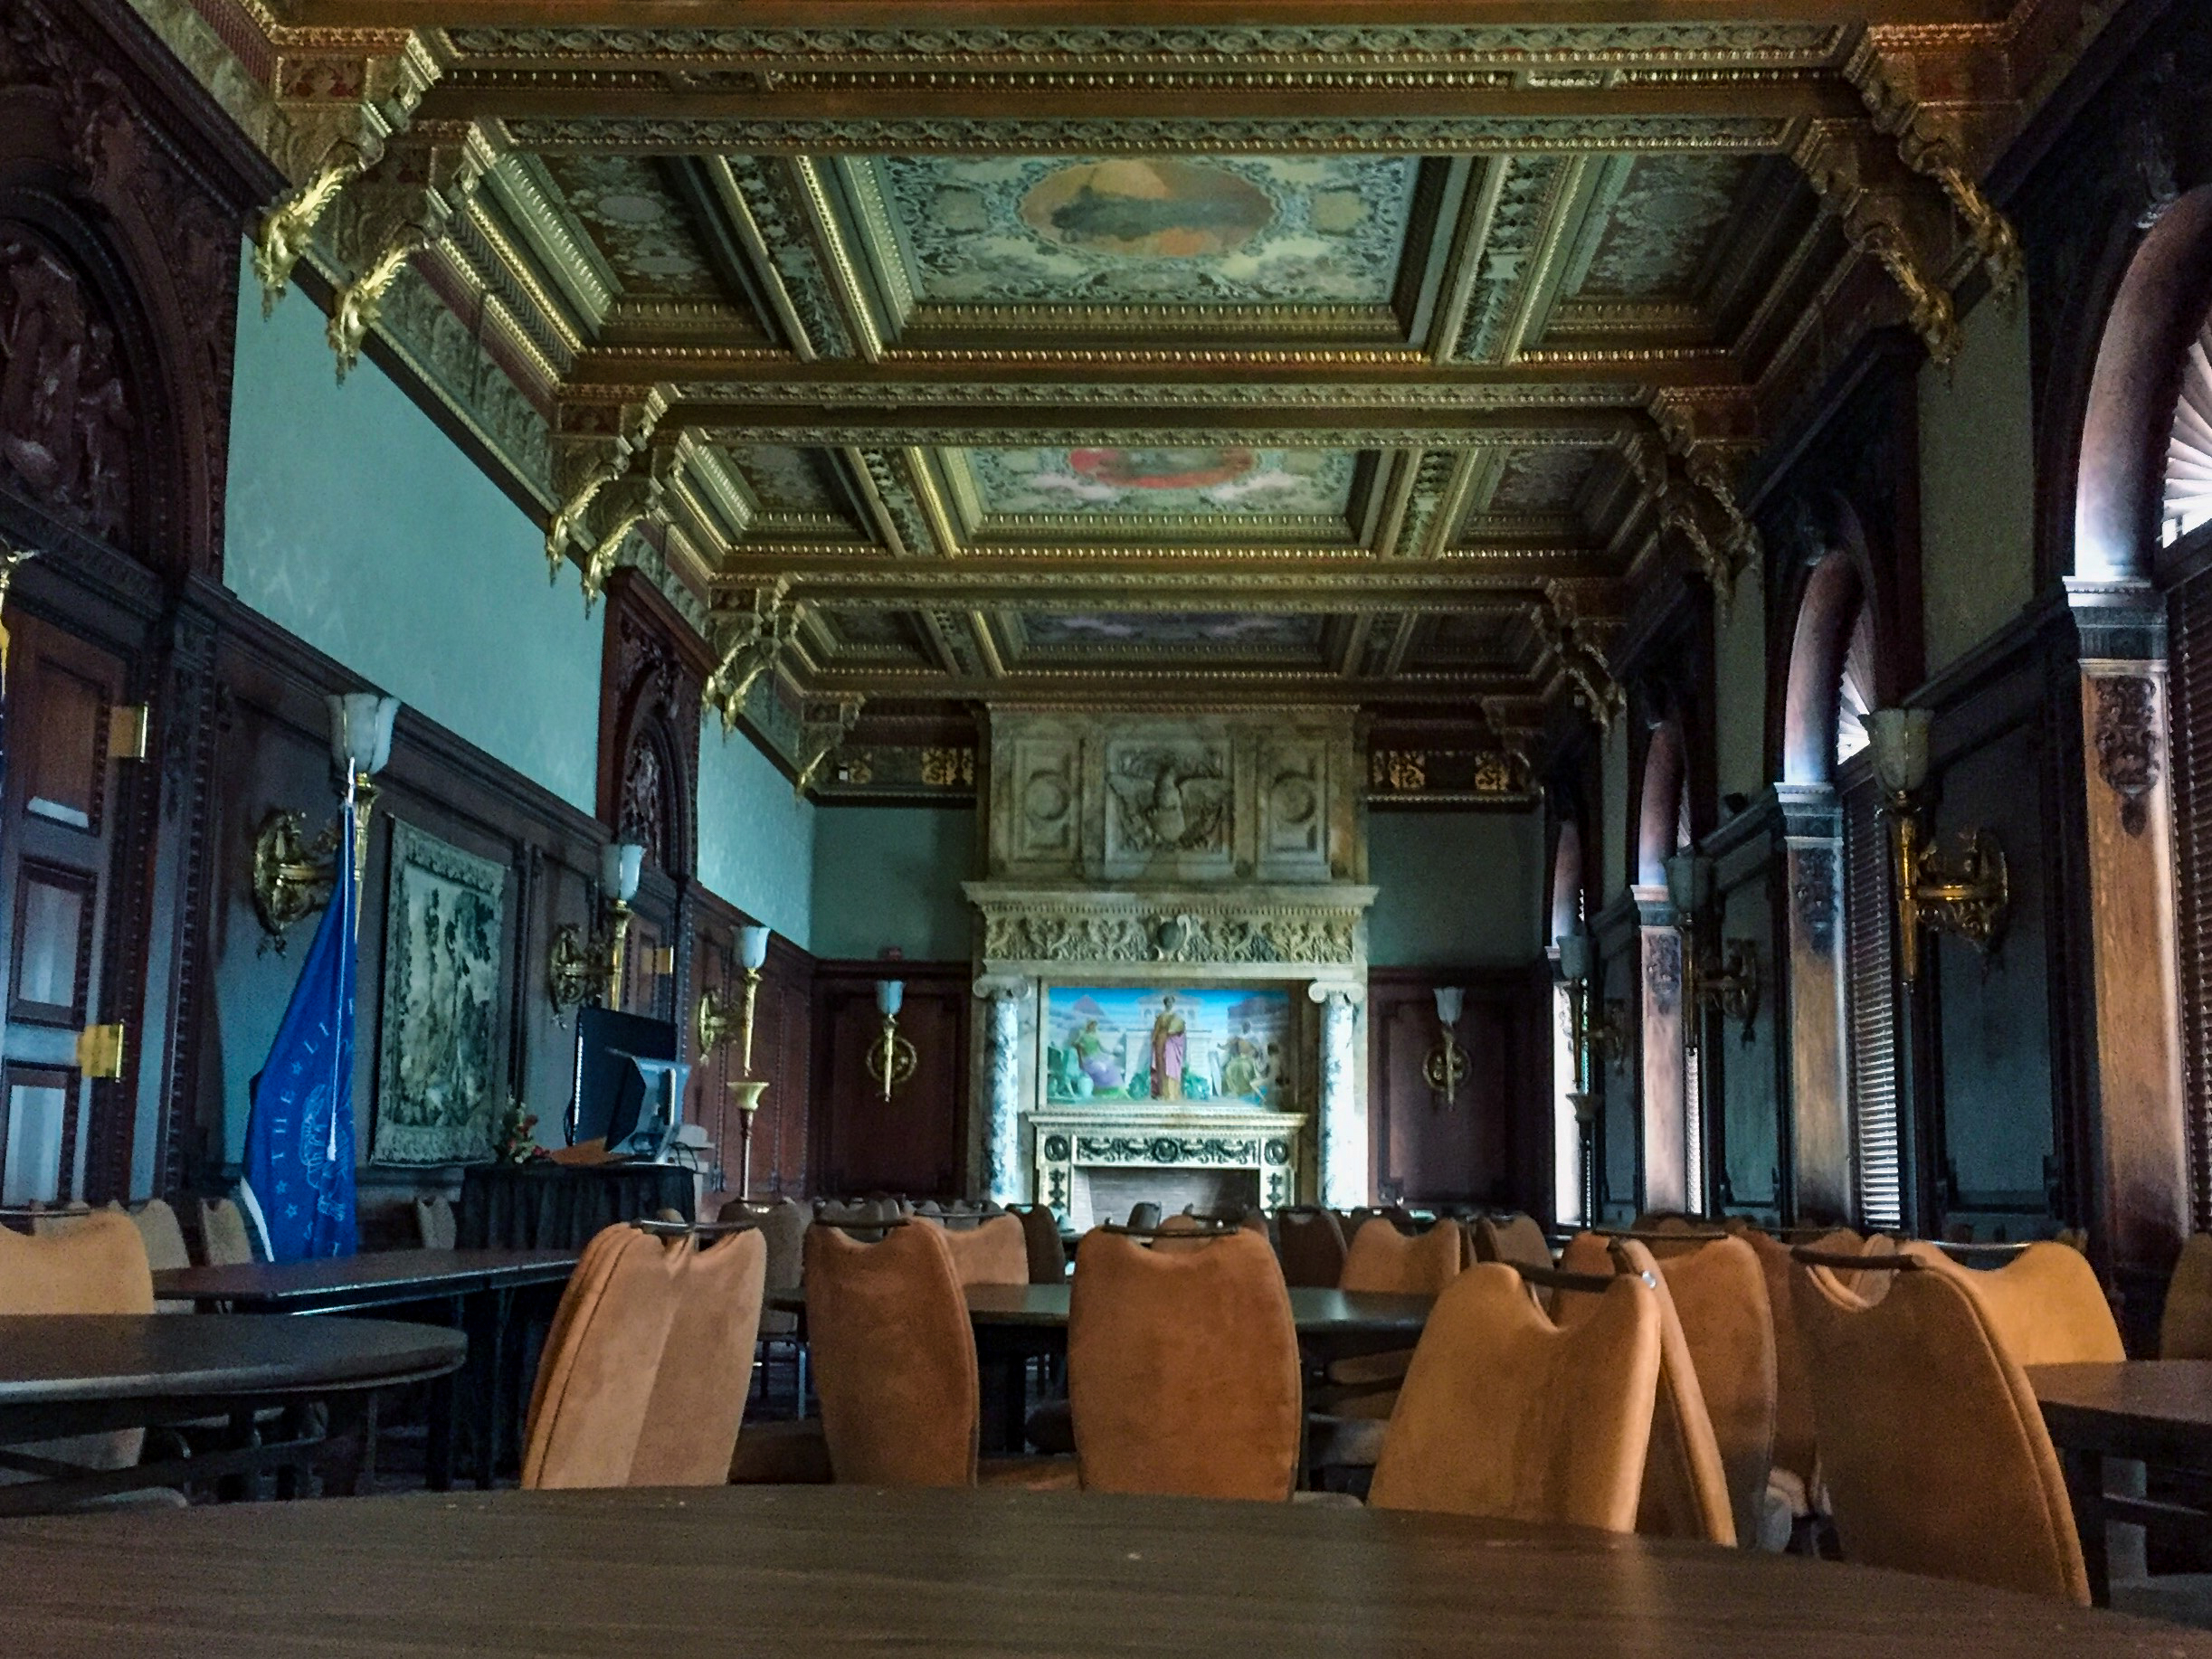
521, 1226, 686, 1490
0, 1210, 157, 1472
1792, 1257, 2088, 1603
1900, 1240, 2122, 1366
413, 1194, 458, 1251
1369, 1262, 1662, 1530
1549, 1231, 1616, 1330
195, 1197, 256, 1266
1474, 1213, 1555, 1275
126, 1199, 191, 1312
806, 1220, 979, 1486
1276, 1207, 1348, 1288
1150, 1212, 1213, 1253
1647, 1235, 1777, 1548
1739, 1226, 1846, 1522
1011, 1204, 1068, 1285
1340, 1216, 1463, 1295
1613, 1239, 1737, 1548
629, 1228, 768, 1486
1068, 1226, 1300, 1501
1125, 1202, 1163, 1232
2162, 1234, 2212, 1358
935, 1213, 1030, 1286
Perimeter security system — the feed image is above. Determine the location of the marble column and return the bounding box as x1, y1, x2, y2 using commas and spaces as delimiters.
1777, 783, 1851, 1226
973, 974, 1031, 1205
1311, 981, 1366, 1209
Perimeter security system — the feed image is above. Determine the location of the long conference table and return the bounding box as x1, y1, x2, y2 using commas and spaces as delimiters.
5, 1484, 2205, 1658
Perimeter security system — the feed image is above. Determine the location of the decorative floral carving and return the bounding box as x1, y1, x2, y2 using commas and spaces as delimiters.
1647, 929, 1683, 1017
1792, 846, 1838, 953
979, 905, 1360, 967
1073, 1134, 1260, 1166
1106, 744, 1231, 855
0, 235, 133, 541
2093, 675, 2160, 838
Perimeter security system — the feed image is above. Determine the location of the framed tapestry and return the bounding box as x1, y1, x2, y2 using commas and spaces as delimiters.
373, 820, 506, 1166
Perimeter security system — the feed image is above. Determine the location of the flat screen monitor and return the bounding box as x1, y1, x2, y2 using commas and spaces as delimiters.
572, 1007, 678, 1147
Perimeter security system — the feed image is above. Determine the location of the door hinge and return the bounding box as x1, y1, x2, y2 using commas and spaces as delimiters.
76, 1023, 126, 1080
109, 704, 149, 762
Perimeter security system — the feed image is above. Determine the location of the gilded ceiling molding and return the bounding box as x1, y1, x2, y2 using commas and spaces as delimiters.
1793, 121, 1963, 366
323, 120, 496, 380
793, 696, 865, 798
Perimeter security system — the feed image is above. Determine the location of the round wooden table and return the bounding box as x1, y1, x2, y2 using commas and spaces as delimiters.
3, 1484, 2201, 1656
0, 1315, 466, 1513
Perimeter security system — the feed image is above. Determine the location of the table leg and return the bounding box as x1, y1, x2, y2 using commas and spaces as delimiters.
321, 1391, 379, 1498
2062, 1446, 2112, 1607
426, 1291, 465, 1493
217, 1407, 257, 1503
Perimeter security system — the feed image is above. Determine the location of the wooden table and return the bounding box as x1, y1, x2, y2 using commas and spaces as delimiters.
154, 1249, 578, 1491
5, 1484, 2204, 1657
0, 1315, 464, 1515
2033, 1360, 2212, 1606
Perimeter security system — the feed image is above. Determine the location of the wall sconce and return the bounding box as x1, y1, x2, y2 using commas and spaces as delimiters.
696, 924, 773, 1196
1556, 930, 1628, 1075
547, 840, 644, 1014
864, 978, 917, 1104
1865, 708, 2011, 983
1664, 852, 1761, 1047
252, 693, 398, 953
1424, 985, 1469, 1107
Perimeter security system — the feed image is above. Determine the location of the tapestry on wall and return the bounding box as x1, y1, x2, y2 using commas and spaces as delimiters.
373, 820, 505, 1166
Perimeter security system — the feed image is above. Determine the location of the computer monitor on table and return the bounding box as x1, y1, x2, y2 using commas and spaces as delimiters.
571, 1007, 684, 1156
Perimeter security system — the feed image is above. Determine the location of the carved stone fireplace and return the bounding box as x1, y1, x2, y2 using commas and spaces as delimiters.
965, 707, 1373, 1216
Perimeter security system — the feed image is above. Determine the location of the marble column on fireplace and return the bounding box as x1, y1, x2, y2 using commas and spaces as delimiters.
1310, 981, 1366, 1209
974, 973, 1031, 1204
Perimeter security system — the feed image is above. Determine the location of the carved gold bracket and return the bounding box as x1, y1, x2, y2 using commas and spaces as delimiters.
706, 593, 800, 733
251, 807, 340, 952
1533, 584, 1625, 732
546, 391, 671, 587
252, 159, 357, 318
1849, 41, 2023, 299
578, 467, 670, 615
1797, 123, 1963, 367
326, 126, 496, 383
793, 696, 865, 798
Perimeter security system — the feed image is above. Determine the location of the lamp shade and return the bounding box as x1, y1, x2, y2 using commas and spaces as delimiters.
876, 978, 904, 1017
1555, 931, 1592, 985
600, 840, 645, 904
738, 924, 771, 971
1865, 707, 1932, 796
1665, 851, 1713, 915
1432, 986, 1466, 1026
328, 693, 399, 777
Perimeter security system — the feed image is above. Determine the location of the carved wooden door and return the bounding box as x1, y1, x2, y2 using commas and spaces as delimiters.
0, 611, 135, 1204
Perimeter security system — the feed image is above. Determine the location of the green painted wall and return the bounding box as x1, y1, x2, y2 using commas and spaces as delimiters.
811, 805, 978, 962
1921, 291, 2037, 675
697, 713, 815, 951
223, 245, 602, 812
1366, 811, 1544, 967
1714, 558, 1767, 804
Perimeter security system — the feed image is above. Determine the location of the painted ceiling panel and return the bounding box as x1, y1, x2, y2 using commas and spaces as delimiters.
724, 444, 848, 517
1488, 447, 1603, 516
538, 156, 723, 301
1575, 155, 1756, 301
964, 445, 1359, 518
1018, 611, 1329, 651
875, 156, 1419, 307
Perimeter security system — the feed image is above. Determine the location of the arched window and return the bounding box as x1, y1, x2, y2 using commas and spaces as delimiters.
2164, 310, 2212, 547
1550, 822, 1587, 1224
2169, 300, 2212, 1227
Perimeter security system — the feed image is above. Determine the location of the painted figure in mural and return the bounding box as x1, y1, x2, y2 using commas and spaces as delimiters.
1070, 1017, 1122, 1094
1220, 1022, 1262, 1101
1149, 994, 1188, 1101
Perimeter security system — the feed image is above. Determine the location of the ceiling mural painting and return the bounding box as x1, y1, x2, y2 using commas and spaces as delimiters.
1018, 612, 1330, 651
1574, 155, 1760, 302
960, 446, 1362, 520
873, 156, 1419, 308
537, 156, 720, 301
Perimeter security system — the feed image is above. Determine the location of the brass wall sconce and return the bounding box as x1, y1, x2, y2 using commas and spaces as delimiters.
696, 924, 773, 1196
1865, 708, 2011, 983
547, 841, 645, 1014
864, 978, 917, 1104
1665, 853, 1762, 1048
1425, 985, 1469, 1107
251, 693, 397, 953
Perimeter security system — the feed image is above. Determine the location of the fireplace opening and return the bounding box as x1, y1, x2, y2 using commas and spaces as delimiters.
1072, 1166, 1261, 1231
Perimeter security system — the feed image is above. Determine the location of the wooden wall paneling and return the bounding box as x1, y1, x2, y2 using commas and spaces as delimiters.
1366, 967, 1546, 1212
683, 887, 816, 1200
810, 962, 969, 1200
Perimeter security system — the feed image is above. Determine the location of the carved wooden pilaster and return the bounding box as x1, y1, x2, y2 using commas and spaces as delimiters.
1637, 885, 1687, 1213
1778, 783, 1851, 1226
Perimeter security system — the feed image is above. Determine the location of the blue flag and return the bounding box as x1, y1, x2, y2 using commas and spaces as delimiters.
243, 797, 359, 1260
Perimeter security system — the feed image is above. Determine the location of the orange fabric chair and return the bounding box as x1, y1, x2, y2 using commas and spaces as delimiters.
806, 1220, 978, 1486
1740, 1226, 1854, 1505
521, 1226, 686, 1489
2163, 1234, 2212, 1359
1549, 1230, 1616, 1331
0, 1211, 156, 1471
1068, 1227, 1300, 1501
1474, 1213, 1554, 1275
1340, 1217, 1462, 1295
1793, 1258, 2088, 1603
1370, 1262, 1662, 1531
1649, 1234, 1776, 1548
629, 1228, 768, 1486
934, 1213, 1030, 1286
1616, 1239, 1736, 1547
1901, 1240, 2122, 1366
1276, 1208, 1348, 1288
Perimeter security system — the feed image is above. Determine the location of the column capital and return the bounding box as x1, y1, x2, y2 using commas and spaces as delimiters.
1306, 980, 1365, 1008
2066, 576, 2167, 661
973, 973, 1032, 1002
1631, 882, 1678, 929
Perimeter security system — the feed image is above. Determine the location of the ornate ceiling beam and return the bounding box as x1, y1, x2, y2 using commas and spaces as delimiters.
709, 564, 1624, 607
562, 356, 1746, 392
650, 403, 1648, 447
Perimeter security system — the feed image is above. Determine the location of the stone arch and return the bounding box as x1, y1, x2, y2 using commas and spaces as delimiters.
1635, 720, 1686, 888
1781, 545, 1873, 788
1550, 819, 1584, 944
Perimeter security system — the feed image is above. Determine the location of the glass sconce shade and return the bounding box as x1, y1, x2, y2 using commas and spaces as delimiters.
1865, 708, 1932, 796
1555, 931, 1593, 985
601, 841, 645, 904
1432, 986, 1466, 1026
1665, 851, 1714, 916
328, 693, 399, 777
738, 924, 771, 971
876, 978, 905, 1017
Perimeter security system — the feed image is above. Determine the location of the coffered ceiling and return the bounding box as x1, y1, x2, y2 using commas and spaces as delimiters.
171, 0, 2113, 786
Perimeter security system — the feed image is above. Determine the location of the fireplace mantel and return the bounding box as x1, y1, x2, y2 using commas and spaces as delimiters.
1032, 1105, 1306, 1218
965, 880, 1378, 983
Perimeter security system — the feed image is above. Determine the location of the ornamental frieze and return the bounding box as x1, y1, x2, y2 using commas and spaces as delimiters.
978, 905, 1362, 968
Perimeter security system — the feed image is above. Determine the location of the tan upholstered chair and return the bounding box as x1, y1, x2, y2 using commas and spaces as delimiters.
2163, 1234, 2212, 1358
1068, 1226, 1300, 1501
1615, 1239, 1736, 1548
935, 1213, 1030, 1286
1276, 1207, 1347, 1288
1900, 1240, 2122, 1366
0, 1212, 158, 1470
196, 1197, 256, 1266
1011, 1204, 1068, 1285
806, 1220, 979, 1486
521, 1226, 686, 1490
1339, 1217, 1462, 1295
1549, 1230, 1616, 1330
630, 1228, 768, 1486
1793, 1257, 2088, 1603
1369, 1262, 1662, 1530
1125, 1202, 1163, 1232
1648, 1234, 1776, 1548
126, 1200, 192, 1313
1474, 1213, 1554, 1275
1740, 1226, 1842, 1518
413, 1194, 458, 1251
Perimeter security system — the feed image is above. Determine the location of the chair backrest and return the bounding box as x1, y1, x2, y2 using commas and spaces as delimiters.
28, 1200, 95, 1234
128, 1199, 191, 1275
1648, 1235, 1776, 1548
1793, 1258, 2087, 1603
1900, 1240, 2123, 1366
1739, 1227, 1824, 1485
0, 1210, 153, 1313
2164, 1234, 2212, 1358
1068, 1227, 1300, 1501
1550, 1230, 1615, 1330
1615, 1239, 1736, 1548
1474, 1213, 1554, 1275
521, 1226, 687, 1490
197, 1197, 256, 1266
1370, 1263, 1661, 1530
1125, 1201, 1163, 1232
935, 1213, 1029, 1286
1340, 1216, 1462, 1295
414, 1194, 458, 1252
1012, 1204, 1068, 1285
628, 1228, 768, 1486
1275, 1207, 1347, 1288
806, 1220, 977, 1486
